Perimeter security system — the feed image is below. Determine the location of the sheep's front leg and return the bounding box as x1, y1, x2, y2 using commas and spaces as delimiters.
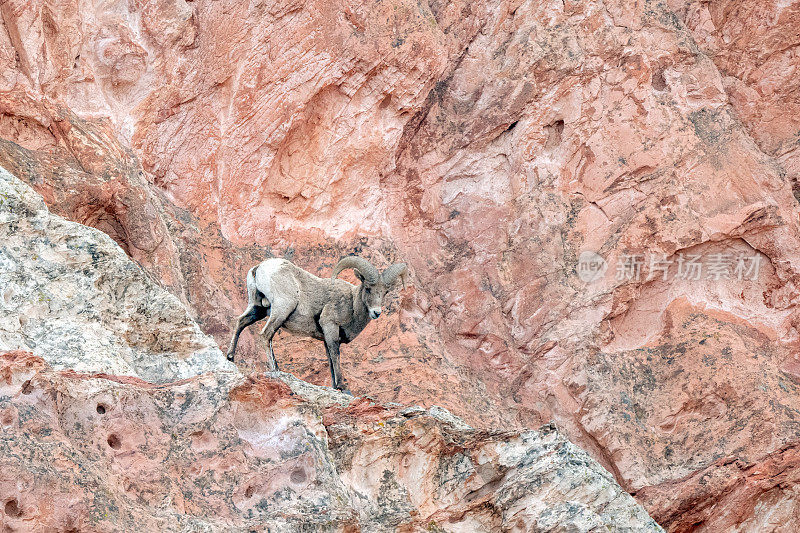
322, 323, 349, 393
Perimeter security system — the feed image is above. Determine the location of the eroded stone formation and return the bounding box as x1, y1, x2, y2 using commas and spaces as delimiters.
1, 0, 799, 530
0, 170, 661, 531
0, 350, 664, 532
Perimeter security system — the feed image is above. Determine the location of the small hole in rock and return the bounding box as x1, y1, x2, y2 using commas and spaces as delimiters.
20, 380, 33, 395
4, 498, 21, 517
107, 434, 121, 449
290, 468, 307, 484
652, 68, 667, 91
244, 485, 255, 498
96, 404, 106, 415
544, 119, 565, 149
505, 120, 519, 133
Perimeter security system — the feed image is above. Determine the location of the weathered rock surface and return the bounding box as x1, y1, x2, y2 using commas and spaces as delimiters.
0, 167, 230, 381
2, 0, 800, 530
0, 351, 663, 532
0, 169, 662, 530
668, 0, 800, 196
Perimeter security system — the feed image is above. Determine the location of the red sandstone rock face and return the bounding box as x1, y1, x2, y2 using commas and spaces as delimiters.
2, 0, 800, 530
0, 350, 662, 532
668, 0, 800, 196
0, 173, 662, 531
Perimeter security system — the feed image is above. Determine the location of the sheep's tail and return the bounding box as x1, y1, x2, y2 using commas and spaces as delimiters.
247, 265, 258, 284
245, 265, 261, 305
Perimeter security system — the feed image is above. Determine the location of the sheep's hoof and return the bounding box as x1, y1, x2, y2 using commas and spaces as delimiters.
339, 388, 353, 396
226, 353, 235, 362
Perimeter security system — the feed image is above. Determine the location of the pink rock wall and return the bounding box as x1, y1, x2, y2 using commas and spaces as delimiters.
0, 351, 663, 532
2, 0, 800, 530
669, 0, 800, 195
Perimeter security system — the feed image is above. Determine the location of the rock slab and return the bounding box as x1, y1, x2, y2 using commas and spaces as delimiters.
0, 168, 661, 531
0, 350, 662, 532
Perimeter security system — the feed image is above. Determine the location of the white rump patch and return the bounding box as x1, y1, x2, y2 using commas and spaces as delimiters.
256, 258, 288, 302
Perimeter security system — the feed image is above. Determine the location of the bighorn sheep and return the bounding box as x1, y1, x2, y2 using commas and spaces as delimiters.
226, 256, 407, 392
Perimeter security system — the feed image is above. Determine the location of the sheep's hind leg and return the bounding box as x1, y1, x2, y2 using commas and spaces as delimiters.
226, 305, 269, 362
259, 301, 294, 371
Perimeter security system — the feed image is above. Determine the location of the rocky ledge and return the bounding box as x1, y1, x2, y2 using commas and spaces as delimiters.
0, 350, 662, 532
0, 169, 661, 530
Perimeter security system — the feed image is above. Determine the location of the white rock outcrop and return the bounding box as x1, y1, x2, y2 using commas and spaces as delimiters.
0, 166, 234, 381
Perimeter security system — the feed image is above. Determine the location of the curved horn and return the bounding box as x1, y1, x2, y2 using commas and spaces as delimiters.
331, 256, 380, 284
382, 263, 408, 288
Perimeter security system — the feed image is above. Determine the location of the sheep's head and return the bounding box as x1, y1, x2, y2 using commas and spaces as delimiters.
332, 257, 408, 319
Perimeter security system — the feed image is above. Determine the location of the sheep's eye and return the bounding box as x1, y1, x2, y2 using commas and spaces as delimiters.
365, 287, 371, 294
